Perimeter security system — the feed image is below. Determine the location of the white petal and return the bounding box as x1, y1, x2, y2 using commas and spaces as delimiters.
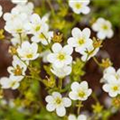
69, 92, 78, 100
97, 31, 106, 40
103, 84, 110, 92
45, 95, 54, 103
52, 43, 62, 53
56, 106, 66, 117
68, 114, 76, 120
52, 92, 62, 99
72, 27, 81, 38
107, 29, 113, 38
82, 6, 90, 14
71, 82, 80, 91
46, 103, 55, 112
47, 54, 56, 63
80, 81, 88, 89
82, 28, 91, 38
30, 13, 41, 24
64, 56, 73, 65
62, 97, 71, 107
109, 91, 117, 97
54, 60, 64, 68
87, 89, 92, 96
67, 37, 76, 47
78, 114, 87, 120
62, 45, 73, 55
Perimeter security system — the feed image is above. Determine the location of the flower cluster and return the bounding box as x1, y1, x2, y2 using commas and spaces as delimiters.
67, 27, 99, 61
0, 0, 117, 120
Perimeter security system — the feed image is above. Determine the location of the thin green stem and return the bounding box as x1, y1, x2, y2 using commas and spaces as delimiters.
46, 0, 55, 16
24, 75, 43, 83
77, 101, 82, 115
58, 78, 63, 90
93, 57, 102, 67
41, 32, 53, 52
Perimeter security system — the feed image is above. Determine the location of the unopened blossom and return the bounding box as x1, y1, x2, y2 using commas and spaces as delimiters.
51, 65, 72, 78
68, 114, 87, 120
69, 0, 90, 14
0, 76, 22, 90
69, 81, 92, 101
67, 27, 93, 53
80, 44, 99, 61
45, 92, 71, 117
92, 18, 113, 40
24, 13, 49, 35
17, 41, 39, 61
103, 79, 120, 97
47, 43, 73, 68
7, 56, 27, 80
0, 5, 3, 17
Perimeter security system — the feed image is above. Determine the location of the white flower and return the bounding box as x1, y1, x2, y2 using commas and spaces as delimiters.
69, 81, 92, 101
31, 29, 53, 45
7, 56, 27, 80
92, 18, 114, 40
68, 114, 87, 120
4, 2, 33, 34
0, 5, 3, 17
80, 44, 99, 62
4, 13, 28, 34
67, 27, 93, 53
0, 76, 22, 90
103, 79, 120, 97
4, 2, 33, 22
24, 13, 49, 35
17, 41, 39, 61
11, 0, 28, 4
47, 43, 73, 68
51, 65, 72, 78
69, 0, 90, 14
101, 66, 120, 83
11, 2, 34, 15
45, 92, 71, 117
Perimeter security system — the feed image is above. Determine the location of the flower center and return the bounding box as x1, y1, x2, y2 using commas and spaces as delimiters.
78, 38, 85, 45
26, 54, 33, 58
55, 97, 62, 105
35, 25, 41, 32
39, 33, 45, 39
57, 53, 65, 60
75, 3, 82, 9
102, 25, 108, 30
10, 81, 17, 87
78, 91, 85, 98
13, 65, 22, 76
16, 28, 23, 33
113, 86, 118, 91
